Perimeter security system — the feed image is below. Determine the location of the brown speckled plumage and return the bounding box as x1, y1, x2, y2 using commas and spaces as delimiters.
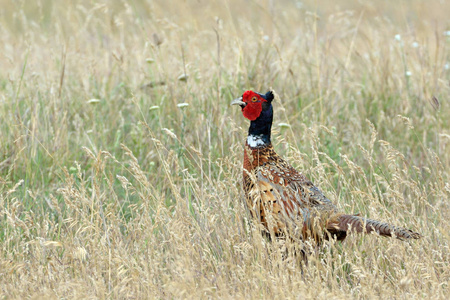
242, 142, 420, 242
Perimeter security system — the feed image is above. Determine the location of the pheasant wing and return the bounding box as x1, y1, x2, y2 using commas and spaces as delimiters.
249, 161, 338, 239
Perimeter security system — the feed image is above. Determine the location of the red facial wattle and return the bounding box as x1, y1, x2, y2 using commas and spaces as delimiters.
243, 103, 262, 120
241, 91, 267, 121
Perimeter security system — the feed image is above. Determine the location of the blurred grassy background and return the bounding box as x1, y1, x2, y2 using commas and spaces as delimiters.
0, 0, 449, 298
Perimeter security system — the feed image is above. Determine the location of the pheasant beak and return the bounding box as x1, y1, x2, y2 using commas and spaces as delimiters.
231, 97, 246, 108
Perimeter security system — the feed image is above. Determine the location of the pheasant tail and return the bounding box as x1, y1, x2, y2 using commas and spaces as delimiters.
328, 214, 421, 240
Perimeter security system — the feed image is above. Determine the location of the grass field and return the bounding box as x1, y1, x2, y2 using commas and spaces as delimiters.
1, 0, 449, 298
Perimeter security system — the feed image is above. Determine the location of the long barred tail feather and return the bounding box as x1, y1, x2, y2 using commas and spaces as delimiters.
329, 214, 421, 240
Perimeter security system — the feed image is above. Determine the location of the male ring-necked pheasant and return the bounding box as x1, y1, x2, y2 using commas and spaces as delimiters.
232, 90, 420, 244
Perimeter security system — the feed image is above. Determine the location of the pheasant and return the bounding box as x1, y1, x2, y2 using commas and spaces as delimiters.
231, 90, 420, 244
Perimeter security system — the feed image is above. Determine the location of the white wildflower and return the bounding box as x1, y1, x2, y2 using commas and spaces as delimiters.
177, 103, 189, 108
177, 74, 189, 81
278, 123, 291, 128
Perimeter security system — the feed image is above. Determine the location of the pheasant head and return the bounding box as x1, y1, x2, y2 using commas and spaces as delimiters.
231, 90, 274, 148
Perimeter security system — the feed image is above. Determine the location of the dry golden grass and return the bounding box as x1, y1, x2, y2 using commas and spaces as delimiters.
0, 0, 449, 298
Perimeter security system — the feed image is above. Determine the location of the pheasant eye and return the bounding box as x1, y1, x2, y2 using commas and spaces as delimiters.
251, 97, 258, 102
